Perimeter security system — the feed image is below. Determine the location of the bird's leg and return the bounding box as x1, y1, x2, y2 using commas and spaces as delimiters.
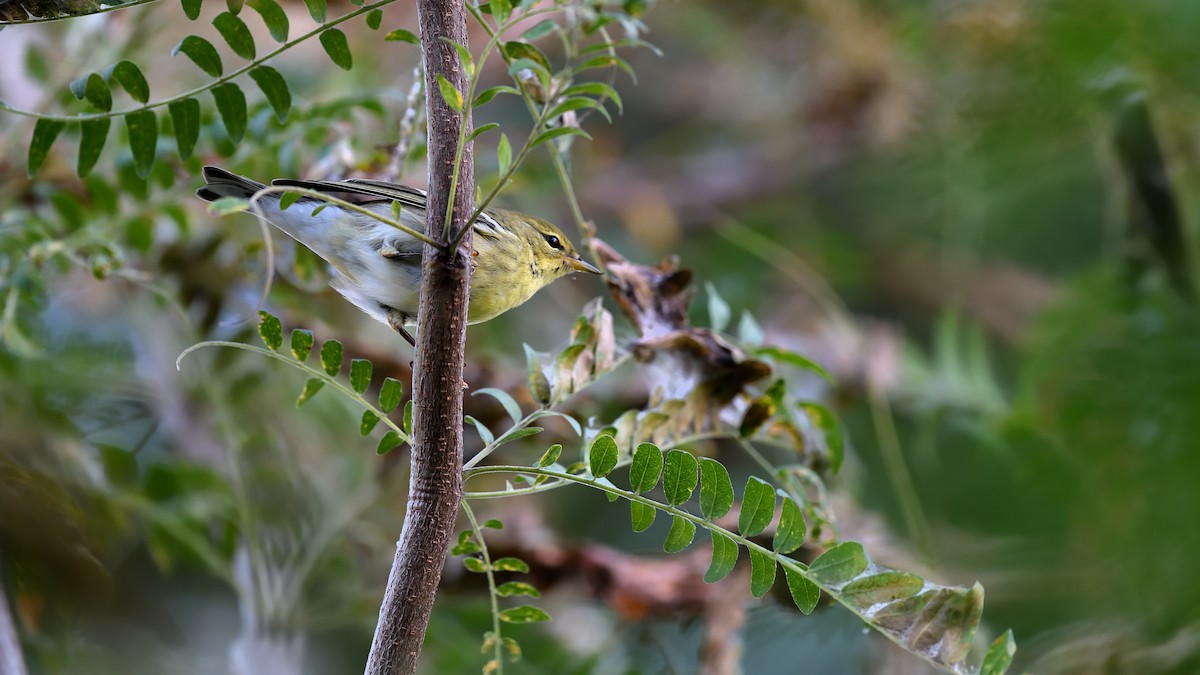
385, 308, 416, 347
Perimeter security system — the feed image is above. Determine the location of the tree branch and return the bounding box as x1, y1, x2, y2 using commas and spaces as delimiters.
363, 0, 473, 673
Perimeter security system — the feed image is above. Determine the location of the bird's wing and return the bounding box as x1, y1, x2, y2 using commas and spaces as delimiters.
272, 177, 513, 241
271, 178, 428, 210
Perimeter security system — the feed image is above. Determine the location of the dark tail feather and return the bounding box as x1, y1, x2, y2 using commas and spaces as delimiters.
196, 166, 268, 202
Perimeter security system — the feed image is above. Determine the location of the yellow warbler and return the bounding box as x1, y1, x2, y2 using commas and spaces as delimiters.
197, 167, 600, 344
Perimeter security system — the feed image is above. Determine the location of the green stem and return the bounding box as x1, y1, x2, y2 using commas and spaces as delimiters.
0, 0, 400, 122
461, 500, 505, 674
447, 4, 561, 251
463, 430, 733, 499
175, 340, 412, 445
462, 464, 962, 675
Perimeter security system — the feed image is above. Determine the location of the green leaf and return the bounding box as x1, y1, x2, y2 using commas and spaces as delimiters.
980, 630, 1016, 675
800, 402, 844, 473
841, 572, 924, 609
435, 74, 463, 112
247, 0, 288, 41
560, 81, 623, 113
463, 557, 488, 573
472, 388, 522, 424
520, 19, 556, 40
249, 66, 291, 122
27, 118, 64, 176
773, 495, 807, 554
168, 98, 200, 160
257, 311, 283, 350
181, 0, 202, 20
698, 458, 734, 520
465, 416, 495, 445
490, 0, 511, 23
754, 346, 834, 384
108, 61, 149, 103
173, 36, 223, 77
662, 449, 698, 505
535, 444, 561, 468
705, 282, 731, 333
546, 96, 608, 123
125, 109, 157, 179
577, 54, 636, 81
365, 8, 382, 29
497, 133, 512, 176
440, 37, 474, 77
211, 82, 247, 144
494, 426, 543, 446
588, 434, 618, 478
738, 477, 775, 538
474, 85, 519, 108
376, 431, 403, 455
704, 531, 739, 583
496, 581, 540, 598
503, 41, 550, 72
663, 515, 695, 553
296, 378, 325, 406
213, 12, 256, 60
498, 605, 549, 623
302, 0, 325, 22
748, 549, 777, 598
384, 28, 418, 43
808, 542, 867, 585
630, 501, 655, 532
349, 358, 372, 393
483, 519, 503, 529
320, 340, 343, 376
77, 117, 110, 177
320, 28, 353, 70
492, 557, 529, 572
360, 410, 380, 436
784, 566, 820, 615
403, 399, 414, 436
532, 126, 591, 148
628, 442, 662, 494
289, 329, 313, 361
73, 73, 112, 111
466, 122, 499, 143
379, 377, 403, 413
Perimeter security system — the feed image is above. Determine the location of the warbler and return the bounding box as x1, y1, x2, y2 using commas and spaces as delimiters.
196, 167, 601, 344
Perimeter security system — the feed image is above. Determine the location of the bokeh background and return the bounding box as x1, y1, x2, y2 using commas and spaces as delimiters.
3, 0, 1200, 673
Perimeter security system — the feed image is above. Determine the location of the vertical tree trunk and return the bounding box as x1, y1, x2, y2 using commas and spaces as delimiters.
364, 1, 473, 673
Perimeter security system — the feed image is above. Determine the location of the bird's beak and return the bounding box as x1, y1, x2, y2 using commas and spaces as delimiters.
566, 257, 602, 275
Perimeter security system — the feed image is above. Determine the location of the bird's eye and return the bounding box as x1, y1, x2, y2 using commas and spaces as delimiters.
544, 234, 563, 250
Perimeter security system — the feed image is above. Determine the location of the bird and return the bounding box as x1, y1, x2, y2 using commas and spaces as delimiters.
196, 166, 601, 345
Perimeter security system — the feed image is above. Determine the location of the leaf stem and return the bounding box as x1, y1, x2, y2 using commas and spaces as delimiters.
175, 340, 412, 445
462, 464, 966, 675
460, 500, 505, 675
0, 0, 401, 122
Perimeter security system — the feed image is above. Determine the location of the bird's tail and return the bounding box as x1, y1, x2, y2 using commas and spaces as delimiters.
196, 166, 269, 202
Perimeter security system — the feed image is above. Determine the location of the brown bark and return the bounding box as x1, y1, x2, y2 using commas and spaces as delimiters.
363, 1, 473, 673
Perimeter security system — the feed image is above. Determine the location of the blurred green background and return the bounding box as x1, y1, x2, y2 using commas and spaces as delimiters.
4, 0, 1200, 673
